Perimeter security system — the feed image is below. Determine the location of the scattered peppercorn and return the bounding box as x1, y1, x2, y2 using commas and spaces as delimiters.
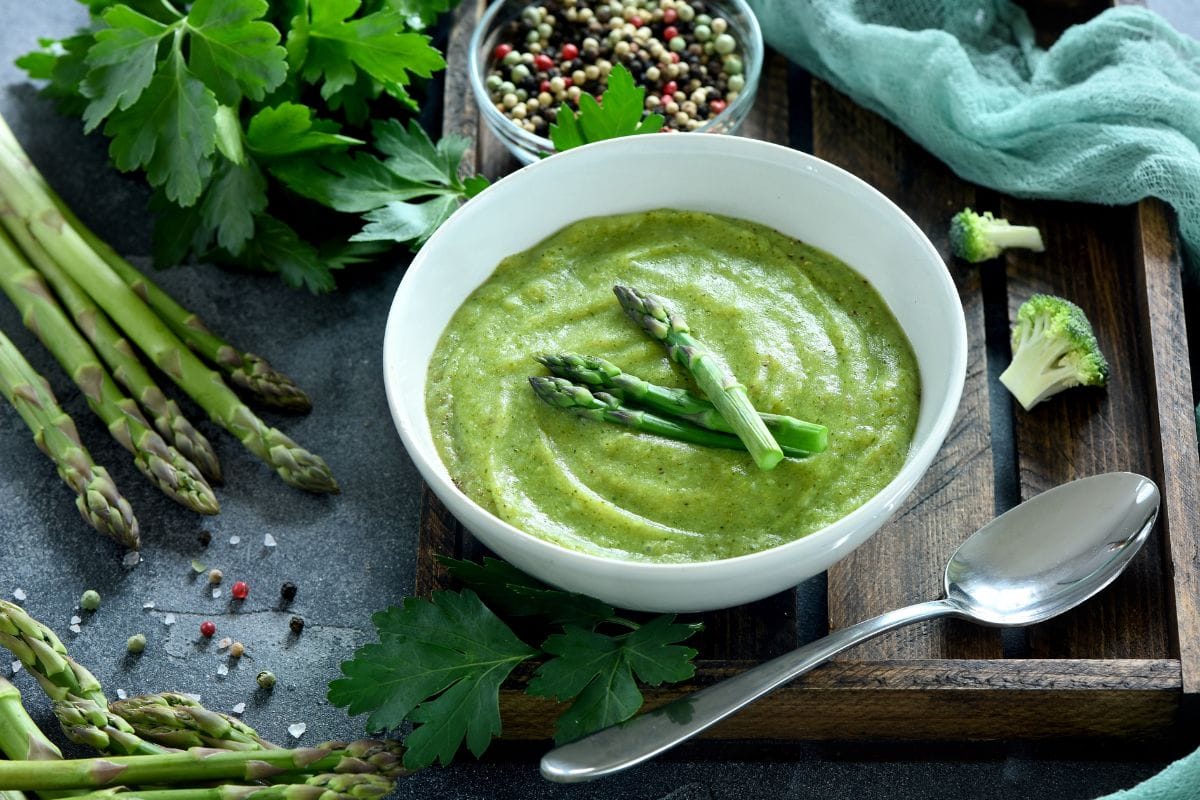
280, 582, 297, 602
126, 633, 146, 654
207, 569, 223, 586
289, 616, 305, 635
200, 620, 216, 638
231, 581, 249, 601
79, 590, 101, 611
230, 641, 245, 658
257, 670, 277, 689
198, 530, 212, 547
483, 0, 745, 138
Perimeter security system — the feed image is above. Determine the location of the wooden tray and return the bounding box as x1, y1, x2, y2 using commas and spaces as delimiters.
416, 0, 1200, 741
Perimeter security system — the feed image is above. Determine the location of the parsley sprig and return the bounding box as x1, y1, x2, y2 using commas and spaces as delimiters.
549, 63, 665, 152
328, 557, 703, 769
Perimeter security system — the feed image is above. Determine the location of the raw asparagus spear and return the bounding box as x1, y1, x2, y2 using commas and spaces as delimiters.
0, 117, 311, 414
110, 693, 277, 751
537, 353, 828, 453
0, 740, 411, 790
0, 677, 63, 761
59, 774, 396, 800
612, 286, 783, 470
530, 377, 812, 458
0, 141, 337, 494
0, 229, 218, 514
0, 600, 167, 756
0, 329, 139, 548
1, 208, 222, 482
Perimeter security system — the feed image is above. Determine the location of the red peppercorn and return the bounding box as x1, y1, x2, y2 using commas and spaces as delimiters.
534, 54, 554, 72
540, 80, 551, 93
630, 15, 643, 27
563, 77, 573, 88
710, 99, 728, 115
670, 52, 680, 63
231, 581, 249, 600
663, 8, 678, 24
561, 43, 579, 60
493, 43, 512, 61
663, 81, 678, 97
663, 26, 679, 41
200, 621, 216, 638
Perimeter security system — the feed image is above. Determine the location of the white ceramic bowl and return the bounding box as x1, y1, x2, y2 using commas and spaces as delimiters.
383, 134, 965, 613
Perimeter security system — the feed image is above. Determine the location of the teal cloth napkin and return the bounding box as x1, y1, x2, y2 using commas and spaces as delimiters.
743, 2, 1200, 797
745, 0, 1200, 267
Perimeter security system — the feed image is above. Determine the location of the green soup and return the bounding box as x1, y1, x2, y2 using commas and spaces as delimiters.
426, 210, 920, 562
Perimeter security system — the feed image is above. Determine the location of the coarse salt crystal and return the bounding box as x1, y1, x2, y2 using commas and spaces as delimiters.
70, 615, 82, 625
217, 664, 229, 677
163, 613, 176, 626
232, 702, 246, 715
116, 689, 128, 700
123, 552, 141, 568
287, 723, 306, 739
263, 534, 276, 548
143, 601, 156, 609
229, 535, 241, 545
11, 660, 21, 674
12, 588, 25, 601
69, 624, 81, 634
217, 637, 232, 650
212, 588, 222, 599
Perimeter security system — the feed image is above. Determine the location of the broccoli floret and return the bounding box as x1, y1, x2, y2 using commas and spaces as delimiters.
949, 208, 1045, 263
999, 294, 1109, 411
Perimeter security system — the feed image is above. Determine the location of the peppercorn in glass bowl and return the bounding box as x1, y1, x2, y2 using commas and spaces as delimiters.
468, 0, 763, 164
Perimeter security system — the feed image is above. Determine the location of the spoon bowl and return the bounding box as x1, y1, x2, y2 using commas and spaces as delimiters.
541, 472, 1160, 783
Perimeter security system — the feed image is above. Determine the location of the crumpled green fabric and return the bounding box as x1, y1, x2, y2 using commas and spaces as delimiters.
745, 0, 1200, 267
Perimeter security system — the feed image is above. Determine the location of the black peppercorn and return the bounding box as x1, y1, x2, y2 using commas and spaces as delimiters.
289, 615, 305, 634
280, 582, 297, 602
198, 530, 211, 547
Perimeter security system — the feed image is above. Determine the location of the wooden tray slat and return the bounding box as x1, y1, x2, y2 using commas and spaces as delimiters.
813, 80, 1002, 661
1001, 199, 1171, 660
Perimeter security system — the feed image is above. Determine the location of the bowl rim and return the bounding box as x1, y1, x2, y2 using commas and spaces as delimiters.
383, 134, 967, 576
466, 0, 765, 155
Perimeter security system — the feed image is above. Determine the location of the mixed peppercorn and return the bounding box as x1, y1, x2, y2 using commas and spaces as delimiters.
484, 0, 746, 139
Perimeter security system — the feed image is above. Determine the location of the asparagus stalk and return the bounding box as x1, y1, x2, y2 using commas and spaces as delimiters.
0, 329, 139, 548
0, 740, 410, 790
0, 600, 167, 756
612, 286, 783, 470
0, 208, 222, 483
110, 693, 277, 751
61, 774, 396, 800
0, 118, 311, 414
0, 677, 63, 762
530, 377, 812, 458
0, 229, 218, 514
537, 353, 828, 453
0, 137, 336, 494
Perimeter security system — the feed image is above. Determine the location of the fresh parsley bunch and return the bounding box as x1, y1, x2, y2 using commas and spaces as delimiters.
328, 557, 703, 770
17, 0, 484, 292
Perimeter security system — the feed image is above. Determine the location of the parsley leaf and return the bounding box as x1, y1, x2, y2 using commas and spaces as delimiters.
527, 616, 702, 744
288, 0, 445, 107
185, 0, 289, 105
79, 5, 169, 132
329, 590, 537, 769
245, 102, 363, 157
549, 64, 664, 152
200, 159, 268, 253
442, 556, 616, 628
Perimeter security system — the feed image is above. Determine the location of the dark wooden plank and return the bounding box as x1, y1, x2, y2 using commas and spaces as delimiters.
1002, 199, 1171, 661
812, 80, 1002, 661
441, 0, 485, 177
495, 659, 1184, 740
1132, 199, 1200, 695
737, 51, 790, 146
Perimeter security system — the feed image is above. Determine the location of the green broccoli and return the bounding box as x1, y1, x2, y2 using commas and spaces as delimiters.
999, 294, 1109, 411
950, 208, 1045, 263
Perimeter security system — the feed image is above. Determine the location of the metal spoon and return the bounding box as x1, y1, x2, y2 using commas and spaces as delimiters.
540, 471, 1160, 783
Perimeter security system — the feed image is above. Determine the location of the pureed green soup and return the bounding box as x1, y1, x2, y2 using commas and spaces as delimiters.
426, 210, 920, 562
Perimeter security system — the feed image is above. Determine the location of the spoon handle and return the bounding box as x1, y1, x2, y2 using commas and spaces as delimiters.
541, 597, 958, 783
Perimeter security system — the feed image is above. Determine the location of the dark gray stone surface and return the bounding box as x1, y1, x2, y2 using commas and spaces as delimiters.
0, 3, 1193, 799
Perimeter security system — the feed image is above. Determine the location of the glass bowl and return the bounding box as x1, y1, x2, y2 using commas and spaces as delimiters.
467, 0, 764, 164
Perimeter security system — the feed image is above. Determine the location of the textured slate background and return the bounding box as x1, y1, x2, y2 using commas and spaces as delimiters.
0, 3, 1196, 799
